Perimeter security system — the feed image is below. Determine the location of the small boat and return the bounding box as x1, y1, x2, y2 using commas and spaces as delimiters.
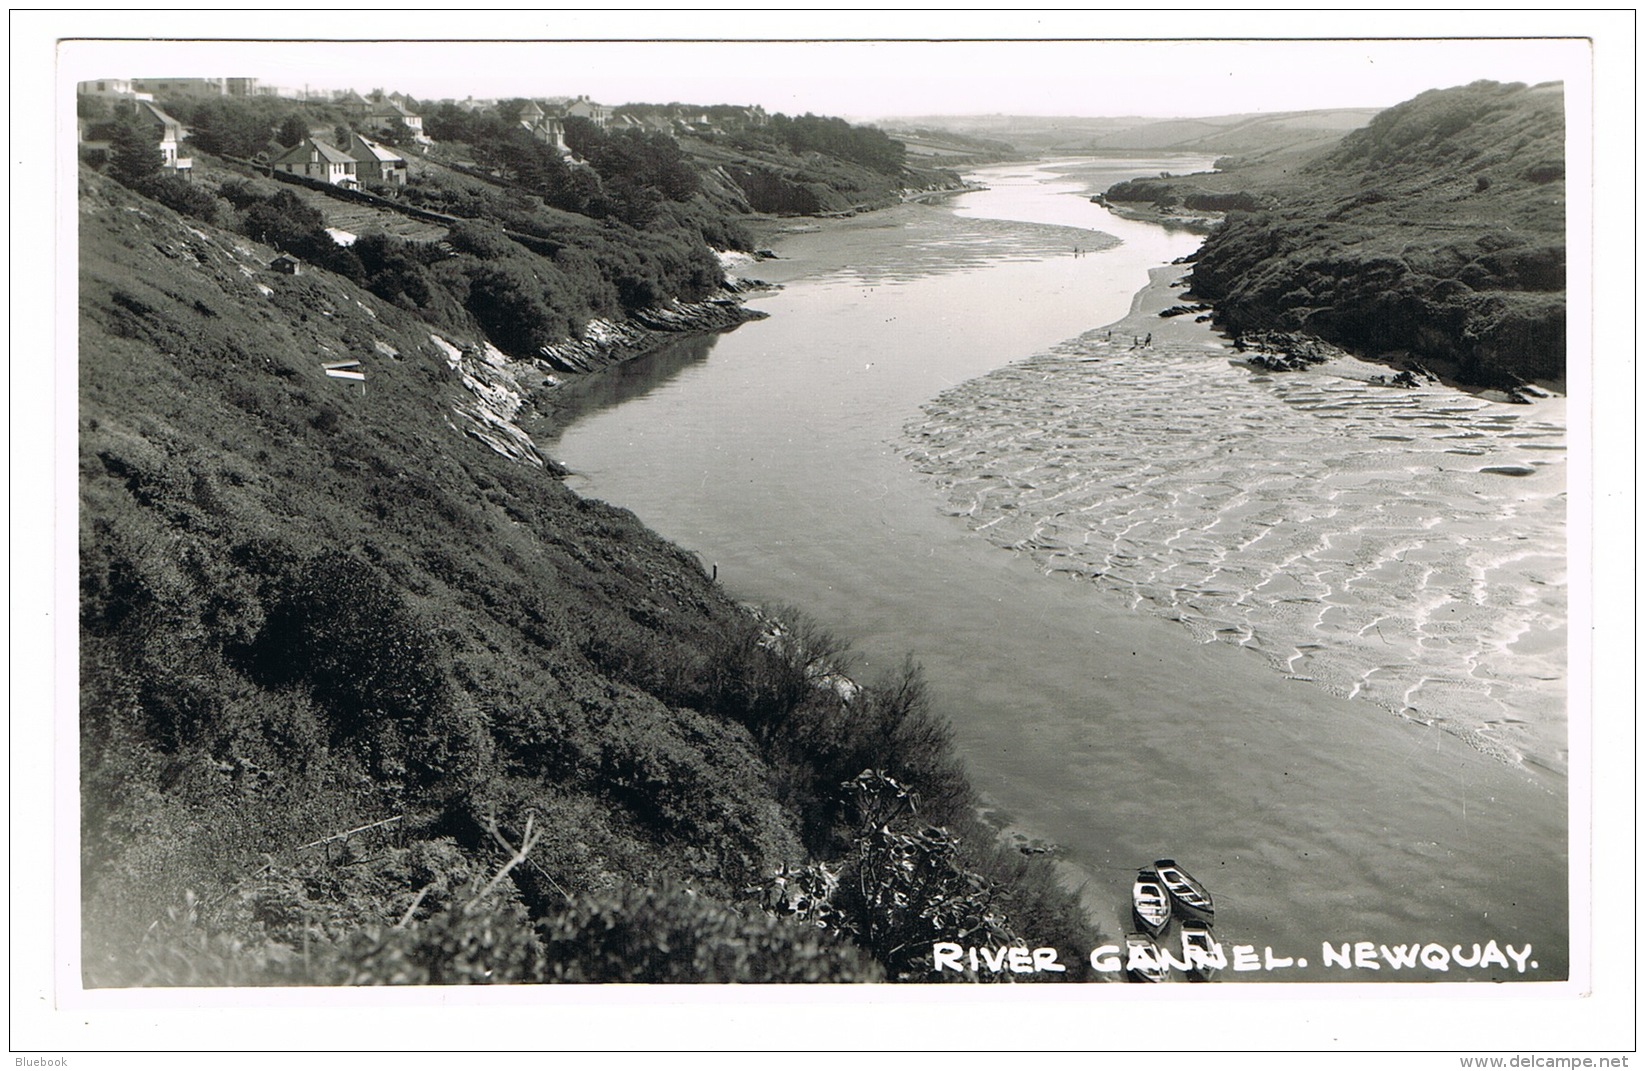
1124, 932, 1171, 983
1154, 858, 1214, 920
1180, 919, 1222, 981
1131, 868, 1171, 936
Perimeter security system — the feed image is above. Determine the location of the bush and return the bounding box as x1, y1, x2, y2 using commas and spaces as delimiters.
134, 173, 224, 222
538, 880, 881, 982
247, 556, 458, 781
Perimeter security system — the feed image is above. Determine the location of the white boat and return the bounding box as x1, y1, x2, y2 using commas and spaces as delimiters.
1154, 858, 1214, 920
1132, 868, 1171, 936
1180, 919, 1222, 981
1124, 932, 1171, 983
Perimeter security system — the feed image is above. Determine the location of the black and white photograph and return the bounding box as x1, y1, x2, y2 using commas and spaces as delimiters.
12, 8, 1635, 1058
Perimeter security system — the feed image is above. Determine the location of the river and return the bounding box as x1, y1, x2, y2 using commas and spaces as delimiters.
544, 157, 1569, 983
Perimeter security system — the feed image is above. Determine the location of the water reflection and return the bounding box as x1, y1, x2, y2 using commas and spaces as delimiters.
537, 333, 722, 439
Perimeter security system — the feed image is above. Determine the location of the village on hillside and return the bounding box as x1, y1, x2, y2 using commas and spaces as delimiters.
76, 76, 775, 194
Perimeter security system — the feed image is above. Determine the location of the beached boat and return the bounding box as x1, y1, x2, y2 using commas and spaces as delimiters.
1132, 868, 1172, 936
1154, 858, 1214, 920
1179, 919, 1221, 981
1124, 932, 1171, 983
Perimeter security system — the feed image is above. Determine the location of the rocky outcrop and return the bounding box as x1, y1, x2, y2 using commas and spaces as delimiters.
535, 296, 769, 375
1125, 81, 1568, 387
430, 333, 551, 469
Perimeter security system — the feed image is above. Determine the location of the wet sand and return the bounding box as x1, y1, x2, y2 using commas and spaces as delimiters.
907, 265, 1567, 776
899, 263, 1569, 981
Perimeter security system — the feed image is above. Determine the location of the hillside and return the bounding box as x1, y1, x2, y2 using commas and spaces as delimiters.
1108, 81, 1566, 386
76, 164, 1097, 985
879, 109, 1378, 155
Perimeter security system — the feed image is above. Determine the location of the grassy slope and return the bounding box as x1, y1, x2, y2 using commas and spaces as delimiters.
1139, 81, 1566, 385
78, 168, 1094, 985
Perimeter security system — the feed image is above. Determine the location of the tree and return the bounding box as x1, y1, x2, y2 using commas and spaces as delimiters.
108, 117, 163, 187
276, 114, 310, 148
182, 99, 273, 158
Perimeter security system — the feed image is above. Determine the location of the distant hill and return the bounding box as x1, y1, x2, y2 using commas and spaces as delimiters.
879, 108, 1380, 155
1169, 80, 1566, 386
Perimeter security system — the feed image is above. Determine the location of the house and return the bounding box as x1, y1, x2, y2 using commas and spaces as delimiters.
363, 95, 426, 142
335, 89, 373, 118
131, 77, 229, 97
134, 100, 193, 174
270, 254, 302, 275
343, 131, 408, 186
562, 95, 611, 129
82, 99, 194, 176
77, 78, 151, 101
522, 115, 570, 154
271, 137, 358, 187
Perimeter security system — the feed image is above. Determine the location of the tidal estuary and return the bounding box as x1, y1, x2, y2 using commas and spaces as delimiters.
546, 157, 1569, 982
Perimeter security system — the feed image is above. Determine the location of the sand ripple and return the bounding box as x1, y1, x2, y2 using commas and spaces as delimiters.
905, 332, 1567, 773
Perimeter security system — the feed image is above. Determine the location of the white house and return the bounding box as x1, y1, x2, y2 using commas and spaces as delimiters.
272, 137, 358, 187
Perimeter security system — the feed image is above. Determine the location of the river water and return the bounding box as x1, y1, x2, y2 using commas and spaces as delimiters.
545, 157, 1569, 983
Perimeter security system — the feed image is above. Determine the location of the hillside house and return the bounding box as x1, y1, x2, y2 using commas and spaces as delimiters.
80, 98, 193, 177
363, 96, 427, 143
272, 137, 358, 187
335, 89, 373, 118
344, 131, 408, 185
137, 101, 192, 174
562, 95, 611, 129
523, 115, 570, 153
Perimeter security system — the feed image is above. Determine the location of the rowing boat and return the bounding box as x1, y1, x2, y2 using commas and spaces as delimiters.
1132, 868, 1171, 936
1154, 858, 1214, 920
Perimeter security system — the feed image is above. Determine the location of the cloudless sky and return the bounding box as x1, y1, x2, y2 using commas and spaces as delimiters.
59, 22, 1587, 121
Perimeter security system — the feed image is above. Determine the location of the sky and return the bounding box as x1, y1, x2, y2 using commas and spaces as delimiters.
53, 15, 1591, 122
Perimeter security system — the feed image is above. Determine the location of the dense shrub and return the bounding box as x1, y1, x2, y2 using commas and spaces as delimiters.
539, 881, 881, 983
246, 556, 472, 786
133, 173, 224, 222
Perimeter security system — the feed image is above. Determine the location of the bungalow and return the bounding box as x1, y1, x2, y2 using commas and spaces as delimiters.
344, 131, 408, 186
335, 89, 373, 118
272, 137, 358, 187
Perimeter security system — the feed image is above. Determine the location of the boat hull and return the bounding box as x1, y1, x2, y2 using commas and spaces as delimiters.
1154, 858, 1214, 921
